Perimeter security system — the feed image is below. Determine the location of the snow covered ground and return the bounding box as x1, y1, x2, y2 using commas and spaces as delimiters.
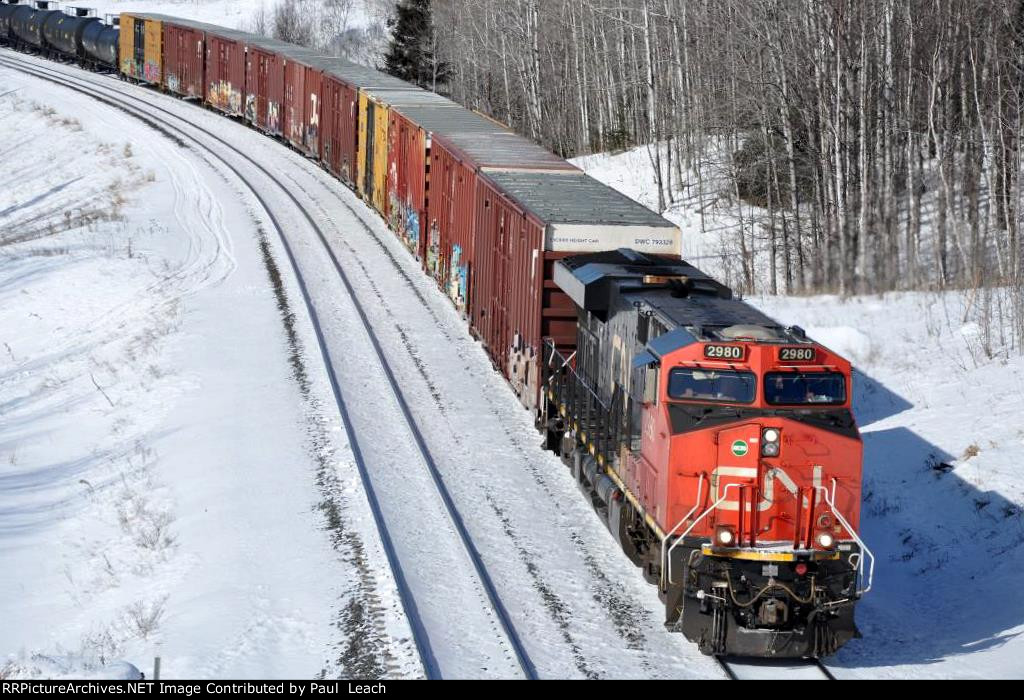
576, 149, 1024, 679
0, 60, 413, 679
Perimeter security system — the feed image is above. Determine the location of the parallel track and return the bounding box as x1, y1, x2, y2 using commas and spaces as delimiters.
0, 48, 537, 680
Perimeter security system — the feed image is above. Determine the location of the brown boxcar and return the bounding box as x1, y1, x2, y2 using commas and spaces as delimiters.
386, 105, 505, 261
470, 171, 681, 412
427, 131, 579, 313
319, 65, 408, 187
163, 20, 205, 99
245, 41, 286, 133
205, 27, 248, 116
283, 53, 324, 156
286, 55, 369, 166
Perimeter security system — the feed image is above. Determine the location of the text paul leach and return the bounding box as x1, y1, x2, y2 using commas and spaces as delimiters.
1, 682, 387, 695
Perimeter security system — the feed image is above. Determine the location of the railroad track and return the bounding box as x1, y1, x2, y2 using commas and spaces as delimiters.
716, 656, 837, 681
0, 49, 537, 680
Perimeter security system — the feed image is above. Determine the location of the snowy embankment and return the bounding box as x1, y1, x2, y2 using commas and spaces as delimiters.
576, 149, 1024, 679
0, 70, 411, 679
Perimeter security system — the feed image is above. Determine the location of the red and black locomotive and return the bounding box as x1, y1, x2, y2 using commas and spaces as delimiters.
542, 249, 873, 658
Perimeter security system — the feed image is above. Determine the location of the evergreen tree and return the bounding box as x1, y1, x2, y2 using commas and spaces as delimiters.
383, 0, 449, 90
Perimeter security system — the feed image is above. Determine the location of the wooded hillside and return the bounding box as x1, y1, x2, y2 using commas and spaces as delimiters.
434, 0, 1023, 307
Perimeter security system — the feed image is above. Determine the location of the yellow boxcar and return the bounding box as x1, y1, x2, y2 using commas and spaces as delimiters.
371, 100, 389, 216
118, 14, 135, 78
119, 13, 162, 85
356, 92, 390, 209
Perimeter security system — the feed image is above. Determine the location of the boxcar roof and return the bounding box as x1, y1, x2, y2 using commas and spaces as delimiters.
393, 103, 507, 136
364, 87, 451, 107
436, 131, 577, 172
484, 171, 676, 228
322, 64, 415, 90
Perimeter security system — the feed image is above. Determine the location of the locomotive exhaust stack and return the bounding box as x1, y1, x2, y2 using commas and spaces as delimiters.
543, 248, 872, 658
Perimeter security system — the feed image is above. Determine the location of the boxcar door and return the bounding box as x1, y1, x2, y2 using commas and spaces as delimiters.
257, 52, 270, 126
133, 19, 144, 77
363, 100, 376, 201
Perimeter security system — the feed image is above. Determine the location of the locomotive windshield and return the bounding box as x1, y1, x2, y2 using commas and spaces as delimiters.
668, 368, 756, 404
764, 372, 846, 405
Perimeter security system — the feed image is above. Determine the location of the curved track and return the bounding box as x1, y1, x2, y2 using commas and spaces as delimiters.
0, 49, 536, 680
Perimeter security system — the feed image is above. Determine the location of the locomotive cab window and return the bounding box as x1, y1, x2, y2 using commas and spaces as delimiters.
668, 368, 755, 404
764, 372, 846, 405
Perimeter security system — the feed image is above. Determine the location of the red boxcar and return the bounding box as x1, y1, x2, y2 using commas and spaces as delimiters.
162, 20, 205, 99
470, 171, 681, 411
205, 27, 248, 116
427, 132, 578, 314
385, 104, 504, 261
245, 40, 289, 134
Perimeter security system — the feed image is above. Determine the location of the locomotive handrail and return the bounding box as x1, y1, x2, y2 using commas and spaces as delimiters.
661, 473, 705, 586
665, 481, 743, 586
816, 478, 874, 595
543, 341, 609, 410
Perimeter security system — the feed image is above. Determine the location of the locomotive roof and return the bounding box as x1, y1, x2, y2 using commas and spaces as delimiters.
482, 171, 676, 227
556, 249, 793, 342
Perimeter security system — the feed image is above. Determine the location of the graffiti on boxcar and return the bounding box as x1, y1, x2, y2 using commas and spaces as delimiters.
307, 93, 320, 154
426, 221, 440, 279
288, 106, 301, 143
166, 73, 180, 94
144, 61, 160, 84
245, 94, 256, 123
210, 81, 242, 115
405, 207, 420, 253
388, 191, 403, 233
268, 102, 280, 133
449, 244, 469, 313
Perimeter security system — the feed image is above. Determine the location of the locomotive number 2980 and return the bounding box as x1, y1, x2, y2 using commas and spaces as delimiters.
779, 347, 816, 362
704, 344, 744, 360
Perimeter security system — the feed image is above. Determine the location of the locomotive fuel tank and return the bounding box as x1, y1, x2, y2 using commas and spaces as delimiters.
42, 13, 100, 57
81, 20, 117, 67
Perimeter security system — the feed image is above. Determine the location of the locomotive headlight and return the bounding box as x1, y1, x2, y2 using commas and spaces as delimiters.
816, 531, 836, 550
761, 428, 781, 457
715, 525, 737, 547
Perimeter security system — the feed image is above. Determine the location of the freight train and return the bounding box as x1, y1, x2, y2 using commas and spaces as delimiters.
0, 1, 873, 659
